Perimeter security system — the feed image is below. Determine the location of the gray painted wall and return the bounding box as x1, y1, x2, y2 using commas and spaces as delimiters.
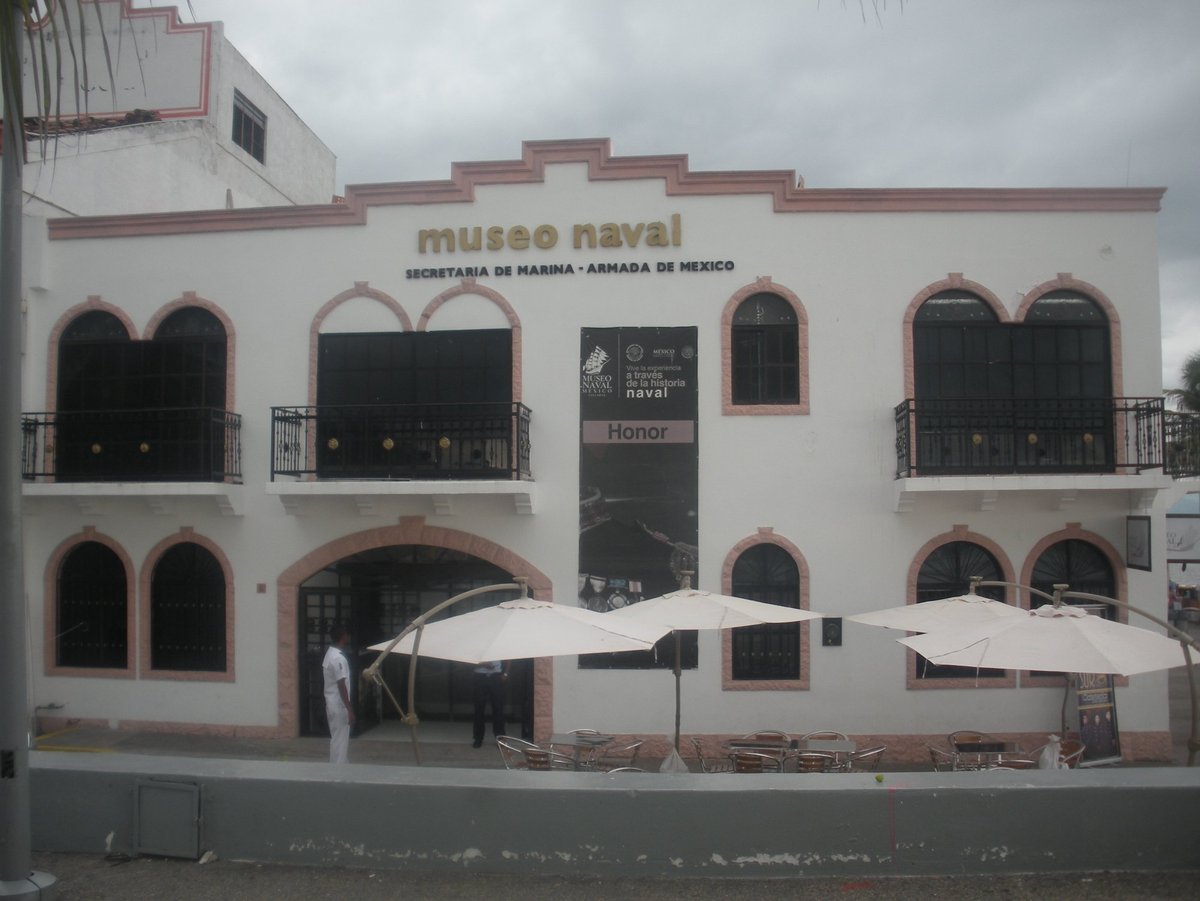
31, 753, 1200, 877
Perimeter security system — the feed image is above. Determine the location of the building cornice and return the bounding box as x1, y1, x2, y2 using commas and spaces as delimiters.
48, 137, 1166, 241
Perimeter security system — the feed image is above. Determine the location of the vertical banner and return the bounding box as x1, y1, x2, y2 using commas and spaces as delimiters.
1074, 672, 1121, 766
578, 327, 698, 668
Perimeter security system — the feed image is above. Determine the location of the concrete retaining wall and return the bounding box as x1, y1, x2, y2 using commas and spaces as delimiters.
31, 752, 1200, 877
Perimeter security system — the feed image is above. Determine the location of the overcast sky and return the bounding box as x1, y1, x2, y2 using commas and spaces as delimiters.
172, 0, 1198, 390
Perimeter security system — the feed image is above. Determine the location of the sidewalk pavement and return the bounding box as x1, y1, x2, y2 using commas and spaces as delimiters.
26, 851, 1200, 901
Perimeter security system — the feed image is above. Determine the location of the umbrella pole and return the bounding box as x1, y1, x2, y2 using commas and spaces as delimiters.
673, 630, 682, 753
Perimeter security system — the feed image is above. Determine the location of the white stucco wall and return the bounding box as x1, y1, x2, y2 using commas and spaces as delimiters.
20, 151, 1176, 751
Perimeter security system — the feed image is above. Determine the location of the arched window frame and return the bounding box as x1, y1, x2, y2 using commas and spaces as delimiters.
44, 528, 135, 679
140, 529, 235, 682
1020, 524, 1128, 689
905, 526, 1017, 690
720, 529, 811, 691
721, 278, 809, 416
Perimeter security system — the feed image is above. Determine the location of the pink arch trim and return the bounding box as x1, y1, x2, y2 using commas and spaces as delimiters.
902, 274, 1010, 399
1015, 274, 1124, 397
45, 297, 138, 415
143, 292, 237, 410
1018, 524, 1129, 688
138, 527, 236, 683
904, 525, 1018, 690
43, 526, 137, 680
418, 279, 524, 403
718, 527, 812, 691
307, 283, 413, 410
720, 277, 810, 416
274, 517, 553, 738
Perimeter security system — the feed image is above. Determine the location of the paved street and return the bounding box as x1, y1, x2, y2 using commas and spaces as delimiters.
26, 852, 1200, 900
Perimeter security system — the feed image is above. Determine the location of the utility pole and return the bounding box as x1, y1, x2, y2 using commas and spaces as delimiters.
1, 0, 55, 895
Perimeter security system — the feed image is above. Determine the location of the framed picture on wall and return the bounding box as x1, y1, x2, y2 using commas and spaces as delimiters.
1126, 515, 1151, 571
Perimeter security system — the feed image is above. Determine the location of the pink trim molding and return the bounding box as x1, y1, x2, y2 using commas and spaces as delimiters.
904, 525, 1018, 691
719, 527, 811, 691
43, 527, 136, 680
274, 517, 554, 739
49, 139, 1166, 240
720, 277, 810, 416
138, 527, 236, 683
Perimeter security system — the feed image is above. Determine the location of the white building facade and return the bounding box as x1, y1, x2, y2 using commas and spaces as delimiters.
22, 137, 1193, 764
20, 0, 335, 217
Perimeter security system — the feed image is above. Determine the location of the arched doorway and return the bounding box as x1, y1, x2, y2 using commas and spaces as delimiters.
297, 545, 534, 740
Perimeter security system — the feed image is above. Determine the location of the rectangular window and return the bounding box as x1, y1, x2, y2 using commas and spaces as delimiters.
232, 91, 266, 163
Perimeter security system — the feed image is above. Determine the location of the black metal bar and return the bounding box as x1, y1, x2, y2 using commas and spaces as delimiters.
20, 408, 241, 483
270, 402, 533, 481
894, 397, 1172, 478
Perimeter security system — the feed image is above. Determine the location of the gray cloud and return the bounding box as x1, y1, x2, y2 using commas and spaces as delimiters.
183, 0, 1199, 385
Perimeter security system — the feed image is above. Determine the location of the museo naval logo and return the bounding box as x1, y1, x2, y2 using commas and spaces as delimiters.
581, 345, 614, 397
582, 345, 611, 376
625, 343, 644, 363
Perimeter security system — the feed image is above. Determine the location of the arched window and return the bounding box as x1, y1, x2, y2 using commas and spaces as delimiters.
911, 288, 1113, 474
1031, 539, 1116, 620
316, 328, 513, 477
149, 307, 227, 410
731, 544, 801, 679
57, 541, 127, 668
55, 305, 230, 481
731, 293, 799, 405
914, 541, 1005, 680
150, 542, 226, 672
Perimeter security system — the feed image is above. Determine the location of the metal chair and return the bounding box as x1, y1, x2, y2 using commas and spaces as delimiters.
800, 730, 848, 742
523, 747, 575, 771
1059, 739, 1086, 768
845, 744, 886, 772
495, 735, 539, 770
947, 730, 996, 747
690, 737, 733, 773
550, 728, 605, 769
928, 744, 956, 772
737, 730, 790, 769
730, 750, 782, 773
741, 729, 791, 744
790, 751, 837, 773
598, 738, 644, 772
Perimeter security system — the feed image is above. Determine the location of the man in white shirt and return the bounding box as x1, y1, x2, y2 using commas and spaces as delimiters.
323, 624, 355, 763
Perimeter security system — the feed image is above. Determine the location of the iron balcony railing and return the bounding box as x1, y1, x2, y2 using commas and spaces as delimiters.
270, 402, 532, 481
22, 408, 242, 483
1166, 410, 1200, 479
894, 396, 1171, 479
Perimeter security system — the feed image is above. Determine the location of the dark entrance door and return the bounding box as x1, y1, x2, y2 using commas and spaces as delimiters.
297, 545, 532, 738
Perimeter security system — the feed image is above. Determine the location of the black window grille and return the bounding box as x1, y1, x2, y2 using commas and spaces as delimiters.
731, 544, 801, 680
57, 541, 127, 668
1029, 539, 1116, 677
914, 541, 1006, 680
151, 542, 226, 672
731, 293, 799, 404
232, 90, 266, 163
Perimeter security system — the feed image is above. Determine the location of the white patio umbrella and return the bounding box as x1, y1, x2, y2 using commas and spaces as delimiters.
848, 588, 1026, 633
608, 588, 826, 760
365, 595, 670, 765
368, 598, 670, 663
899, 603, 1189, 676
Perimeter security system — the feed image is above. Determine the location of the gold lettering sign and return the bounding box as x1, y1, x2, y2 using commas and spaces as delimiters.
418, 214, 681, 253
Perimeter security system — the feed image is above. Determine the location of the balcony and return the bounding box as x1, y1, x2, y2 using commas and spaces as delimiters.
892, 397, 1179, 513
1165, 410, 1200, 480
268, 402, 535, 515
23, 408, 242, 482
21, 408, 243, 515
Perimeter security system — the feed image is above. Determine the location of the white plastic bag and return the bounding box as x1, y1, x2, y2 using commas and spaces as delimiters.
1038, 734, 1064, 769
